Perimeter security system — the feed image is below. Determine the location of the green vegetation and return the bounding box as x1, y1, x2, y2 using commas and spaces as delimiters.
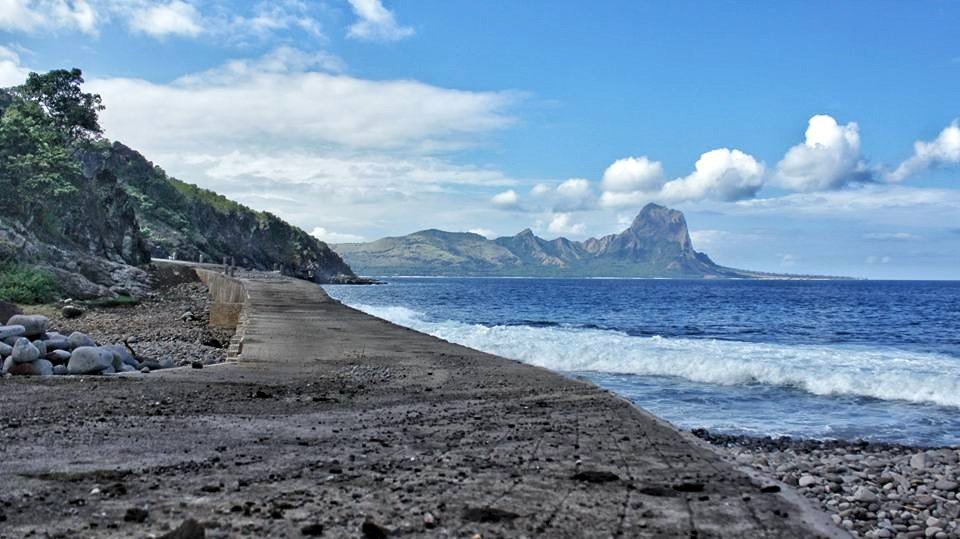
0, 263, 58, 304
80, 295, 140, 308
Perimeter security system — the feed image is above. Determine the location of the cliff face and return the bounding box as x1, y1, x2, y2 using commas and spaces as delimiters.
79, 142, 358, 282
335, 203, 748, 278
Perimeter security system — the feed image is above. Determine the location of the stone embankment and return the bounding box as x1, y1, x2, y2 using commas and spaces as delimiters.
696, 431, 960, 539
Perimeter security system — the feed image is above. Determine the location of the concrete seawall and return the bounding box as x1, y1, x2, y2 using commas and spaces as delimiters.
0, 271, 846, 537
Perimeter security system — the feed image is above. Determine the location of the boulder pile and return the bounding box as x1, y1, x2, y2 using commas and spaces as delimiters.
1, 314, 174, 376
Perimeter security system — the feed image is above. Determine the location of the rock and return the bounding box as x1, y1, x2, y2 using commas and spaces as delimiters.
53, 364, 68, 375
67, 346, 115, 374
798, 475, 818, 487
61, 305, 85, 319
0, 341, 11, 357
123, 507, 148, 523
571, 470, 620, 483
159, 518, 205, 539
45, 349, 71, 365
0, 301, 21, 323
0, 325, 26, 340
0, 356, 11, 374
180, 311, 195, 321
103, 344, 139, 368
31, 339, 47, 355
191, 361, 203, 369
68, 332, 96, 349
9, 359, 53, 376
119, 364, 137, 373
301, 523, 324, 536
11, 338, 40, 364
43, 337, 71, 351
423, 512, 437, 529
6, 315, 48, 337
159, 358, 175, 369
925, 527, 942, 538
361, 521, 389, 539
911, 453, 927, 470
934, 479, 958, 492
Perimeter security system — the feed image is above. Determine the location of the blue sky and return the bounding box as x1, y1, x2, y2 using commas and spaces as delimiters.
2, 1, 959, 278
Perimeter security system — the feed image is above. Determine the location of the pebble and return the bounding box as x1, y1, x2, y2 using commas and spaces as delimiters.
0, 341, 14, 357
911, 453, 928, 470
934, 479, 958, 492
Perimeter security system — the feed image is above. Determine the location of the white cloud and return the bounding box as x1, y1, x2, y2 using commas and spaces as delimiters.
601, 156, 665, 193
546, 213, 585, 236
91, 49, 517, 154
469, 228, 495, 239
530, 183, 551, 196
0, 0, 98, 35
862, 232, 923, 241
660, 148, 765, 202
888, 121, 960, 182
599, 190, 653, 209
775, 114, 870, 191
310, 227, 365, 244
491, 189, 520, 208
737, 185, 960, 215
129, 0, 202, 37
0, 45, 30, 87
865, 255, 892, 264
346, 0, 413, 42
554, 178, 595, 211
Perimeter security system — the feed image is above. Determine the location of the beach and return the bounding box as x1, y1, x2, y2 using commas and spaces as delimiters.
0, 268, 842, 538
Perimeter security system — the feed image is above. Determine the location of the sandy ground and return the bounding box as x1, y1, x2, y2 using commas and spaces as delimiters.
0, 273, 843, 538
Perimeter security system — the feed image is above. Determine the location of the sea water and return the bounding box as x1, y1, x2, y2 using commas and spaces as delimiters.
324, 278, 960, 447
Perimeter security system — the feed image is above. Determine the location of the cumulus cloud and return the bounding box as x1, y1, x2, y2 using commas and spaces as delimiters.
491, 189, 520, 208
530, 183, 551, 196
90, 48, 517, 154
0, 45, 30, 87
775, 114, 871, 191
888, 121, 960, 182
601, 156, 665, 193
129, 0, 202, 37
546, 213, 585, 236
660, 148, 765, 202
346, 0, 413, 42
554, 178, 596, 211
310, 227, 364, 244
0, 0, 97, 34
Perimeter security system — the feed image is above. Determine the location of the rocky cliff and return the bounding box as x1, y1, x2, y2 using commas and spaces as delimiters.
335, 203, 749, 278
0, 72, 360, 300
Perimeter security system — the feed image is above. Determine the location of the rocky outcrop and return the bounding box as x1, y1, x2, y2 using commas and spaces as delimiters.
80, 142, 358, 283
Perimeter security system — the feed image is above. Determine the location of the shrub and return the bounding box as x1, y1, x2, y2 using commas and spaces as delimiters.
0, 263, 59, 304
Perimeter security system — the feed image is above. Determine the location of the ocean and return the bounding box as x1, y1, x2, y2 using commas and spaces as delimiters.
323, 278, 960, 447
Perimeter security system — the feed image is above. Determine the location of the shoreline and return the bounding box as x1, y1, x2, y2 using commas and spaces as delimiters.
0, 269, 842, 537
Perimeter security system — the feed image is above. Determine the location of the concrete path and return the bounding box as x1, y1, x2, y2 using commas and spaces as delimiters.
0, 274, 845, 538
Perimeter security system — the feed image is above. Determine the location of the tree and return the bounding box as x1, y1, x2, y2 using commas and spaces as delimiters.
16, 68, 103, 142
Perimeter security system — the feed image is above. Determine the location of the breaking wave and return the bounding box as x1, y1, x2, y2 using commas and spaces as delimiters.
349, 302, 960, 409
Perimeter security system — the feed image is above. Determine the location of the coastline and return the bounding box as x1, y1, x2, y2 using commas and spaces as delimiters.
0, 270, 842, 537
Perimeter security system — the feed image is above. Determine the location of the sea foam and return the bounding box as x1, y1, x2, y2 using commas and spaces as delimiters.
350, 302, 960, 409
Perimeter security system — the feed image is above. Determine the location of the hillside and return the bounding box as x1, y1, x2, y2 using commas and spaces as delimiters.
0, 69, 359, 300
335, 203, 752, 278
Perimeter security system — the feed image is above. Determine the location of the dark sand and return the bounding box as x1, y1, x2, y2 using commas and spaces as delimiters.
0, 274, 844, 538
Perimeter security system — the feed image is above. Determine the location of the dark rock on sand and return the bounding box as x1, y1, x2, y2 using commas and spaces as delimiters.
62, 305, 85, 319
160, 518, 205, 539
300, 523, 324, 536
361, 520, 389, 539
462, 506, 521, 523
0, 301, 21, 323
572, 470, 621, 483
123, 507, 149, 523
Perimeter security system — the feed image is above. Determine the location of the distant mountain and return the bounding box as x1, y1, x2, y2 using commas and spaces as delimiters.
335, 203, 760, 278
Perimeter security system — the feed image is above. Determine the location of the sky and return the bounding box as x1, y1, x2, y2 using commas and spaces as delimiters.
1, 0, 959, 279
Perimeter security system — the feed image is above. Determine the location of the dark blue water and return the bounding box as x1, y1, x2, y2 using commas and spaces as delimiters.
325, 278, 960, 446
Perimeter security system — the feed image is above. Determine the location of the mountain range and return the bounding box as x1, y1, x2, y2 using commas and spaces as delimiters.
335, 203, 770, 278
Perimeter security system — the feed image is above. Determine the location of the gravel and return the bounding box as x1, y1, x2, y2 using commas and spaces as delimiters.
694, 429, 960, 538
